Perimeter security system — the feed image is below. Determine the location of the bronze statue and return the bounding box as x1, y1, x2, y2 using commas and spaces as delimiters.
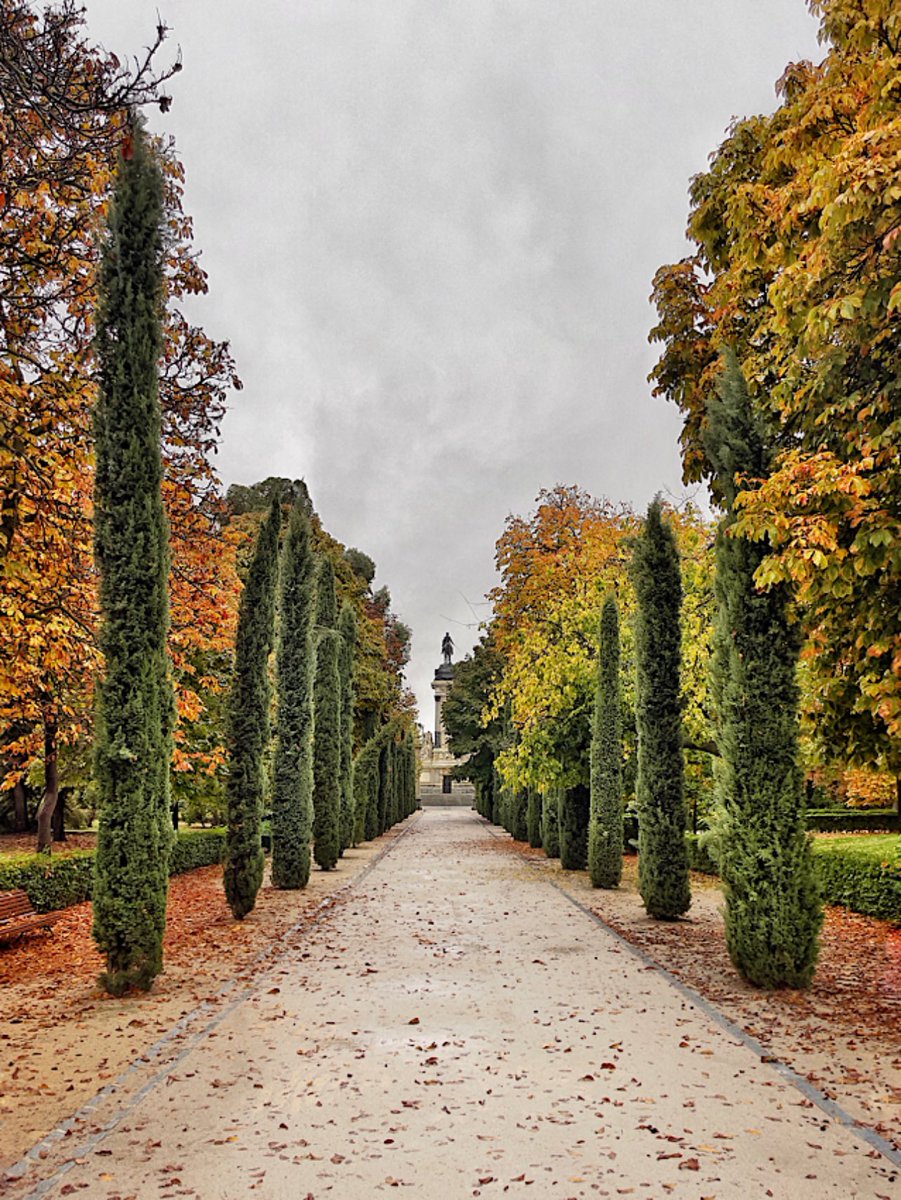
441, 631, 454, 665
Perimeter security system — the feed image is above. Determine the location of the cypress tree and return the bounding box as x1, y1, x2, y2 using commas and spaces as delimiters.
632, 499, 691, 919
559, 784, 590, 870
337, 602, 357, 852
541, 789, 560, 858
705, 354, 821, 986
589, 596, 624, 888
406, 730, 418, 816
271, 500, 316, 889
377, 738, 391, 835
92, 123, 173, 995
223, 500, 280, 917
389, 738, 402, 826
352, 735, 382, 843
312, 557, 341, 869
360, 737, 381, 841
511, 789, 529, 841
526, 788, 542, 848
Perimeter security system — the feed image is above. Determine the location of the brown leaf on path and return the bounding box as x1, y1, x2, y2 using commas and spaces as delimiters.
679, 1158, 700, 1171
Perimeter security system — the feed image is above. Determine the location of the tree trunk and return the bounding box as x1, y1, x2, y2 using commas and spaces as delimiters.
52, 790, 66, 841
35, 717, 59, 853
13, 778, 28, 832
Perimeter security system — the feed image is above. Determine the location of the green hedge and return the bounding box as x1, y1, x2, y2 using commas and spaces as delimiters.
0, 828, 227, 913
680, 831, 901, 923
169, 828, 227, 875
813, 836, 901, 923
806, 809, 899, 834
0, 851, 96, 912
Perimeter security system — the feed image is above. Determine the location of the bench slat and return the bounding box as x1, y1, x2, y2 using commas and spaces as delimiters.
0, 889, 62, 942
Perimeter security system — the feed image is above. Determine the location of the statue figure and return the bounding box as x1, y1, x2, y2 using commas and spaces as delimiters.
441, 631, 454, 665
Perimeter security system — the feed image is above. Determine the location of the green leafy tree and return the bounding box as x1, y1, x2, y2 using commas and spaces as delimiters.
443, 636, 506, 813
92, 123, 174, 995
223, 500, 280, 916
344, 547, 376, 585
589, 595, 624, 888
632, 500, 691, 919
312, 557, 341, 869
226, 477, 309, 516
705, 354, 821, 986
649, 8, 901, 772
271, 500, 316, 889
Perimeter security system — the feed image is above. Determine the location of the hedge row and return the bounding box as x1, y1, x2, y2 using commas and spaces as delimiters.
683, 831, 901, 923
813, 837, 901, 924
0, 828, 227, 913
805, 809, 900, 834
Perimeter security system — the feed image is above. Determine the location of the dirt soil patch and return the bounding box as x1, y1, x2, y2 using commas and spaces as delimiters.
525, 846, 901, 1152
0, 823, 413, 1168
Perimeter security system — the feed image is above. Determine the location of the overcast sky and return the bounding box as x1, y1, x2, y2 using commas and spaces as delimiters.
84, 1, 822, 722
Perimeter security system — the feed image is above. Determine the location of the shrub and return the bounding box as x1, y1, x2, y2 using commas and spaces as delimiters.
813, 836, 901, 923
806, 809, 900, 834
170, 828, 227, 875
0, 829, 227, 913
0, 852, 96, 911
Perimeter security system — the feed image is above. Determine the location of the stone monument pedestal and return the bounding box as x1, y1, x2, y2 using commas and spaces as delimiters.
417, 641, 474, 806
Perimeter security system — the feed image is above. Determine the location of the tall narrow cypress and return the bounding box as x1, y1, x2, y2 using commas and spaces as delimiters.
271, 500, 316, 889
223, 501, 280, 917
632, 500, 691, 919
541, 789, 561, 858
405, 730, 418, 817
352, 739, 376, 844
526, 789, 542, 848
312, 557, 341, 869
377, 737, 391, 835
559, 784, 590, 870
589, 595, 624, 888
92, 123, 173, 994
337, 602, 357, 852
705, 354, 821, 986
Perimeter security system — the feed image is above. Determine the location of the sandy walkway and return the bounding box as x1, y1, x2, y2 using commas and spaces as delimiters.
4, 808, 899, 1199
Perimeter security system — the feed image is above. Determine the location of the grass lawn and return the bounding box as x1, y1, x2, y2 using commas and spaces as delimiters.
813, 832, 901, 859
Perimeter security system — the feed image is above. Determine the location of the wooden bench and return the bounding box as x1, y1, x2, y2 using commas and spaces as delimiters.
0, 889, 62, 943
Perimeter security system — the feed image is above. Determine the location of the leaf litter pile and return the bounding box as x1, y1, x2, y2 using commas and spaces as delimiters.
0, 835, 395, 1168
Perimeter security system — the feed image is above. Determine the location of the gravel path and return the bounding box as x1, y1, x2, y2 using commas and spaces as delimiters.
6, 809, 899, 1199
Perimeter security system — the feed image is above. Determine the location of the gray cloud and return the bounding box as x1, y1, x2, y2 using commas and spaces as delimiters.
86, 0, 821, 715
